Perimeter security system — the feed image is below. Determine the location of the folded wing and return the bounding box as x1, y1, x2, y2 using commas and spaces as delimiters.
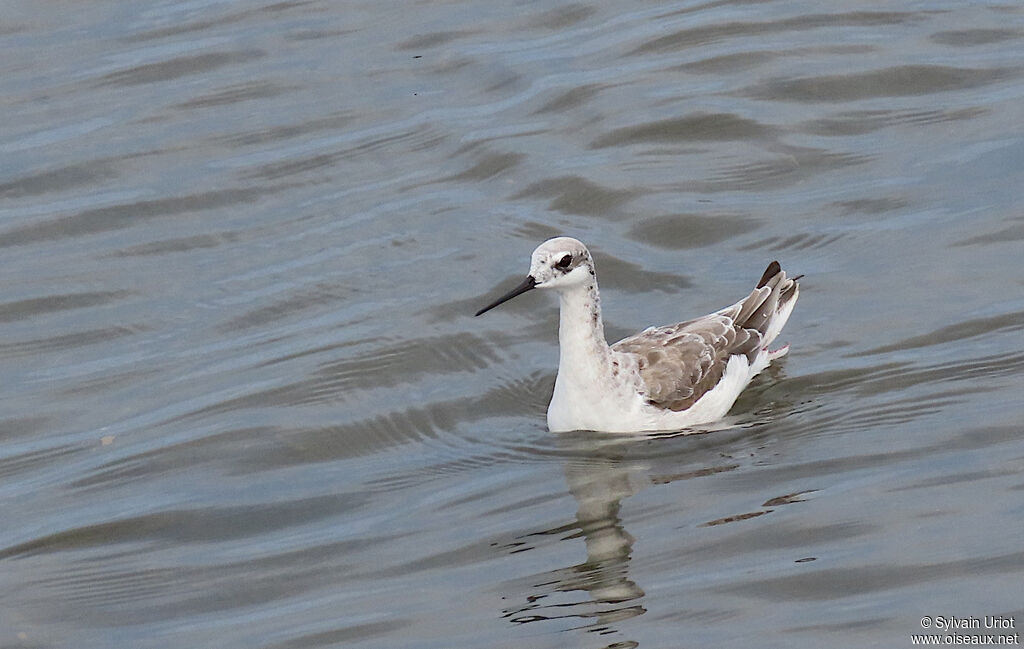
611, 261, 798, 411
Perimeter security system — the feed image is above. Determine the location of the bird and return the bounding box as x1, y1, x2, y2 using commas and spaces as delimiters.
474, 237, 799, 433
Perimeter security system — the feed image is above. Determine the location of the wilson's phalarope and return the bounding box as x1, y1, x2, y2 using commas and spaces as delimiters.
475, 237, 800, 433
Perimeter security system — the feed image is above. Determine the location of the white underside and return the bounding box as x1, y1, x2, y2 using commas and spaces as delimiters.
547, 351, 778, 433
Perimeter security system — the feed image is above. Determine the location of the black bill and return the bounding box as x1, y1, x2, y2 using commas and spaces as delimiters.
474, 275, 537, 316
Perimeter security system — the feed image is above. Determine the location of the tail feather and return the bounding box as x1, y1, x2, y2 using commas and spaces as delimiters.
741, 262, 800, 347
762, 275, 799, 348
756, 261, 781, 288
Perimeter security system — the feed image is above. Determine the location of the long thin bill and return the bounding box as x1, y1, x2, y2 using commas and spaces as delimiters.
474, 275, 536, 316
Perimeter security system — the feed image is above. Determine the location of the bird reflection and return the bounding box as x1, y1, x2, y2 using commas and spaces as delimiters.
501, 436, 646, 641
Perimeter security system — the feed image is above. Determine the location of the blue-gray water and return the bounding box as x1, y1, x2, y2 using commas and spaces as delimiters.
2, 1, 1023, 647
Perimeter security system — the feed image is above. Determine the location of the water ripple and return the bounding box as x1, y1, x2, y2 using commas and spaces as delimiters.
745, 65, 1013, 102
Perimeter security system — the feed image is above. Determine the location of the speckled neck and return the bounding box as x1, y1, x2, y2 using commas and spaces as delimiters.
556, 278, 610, 378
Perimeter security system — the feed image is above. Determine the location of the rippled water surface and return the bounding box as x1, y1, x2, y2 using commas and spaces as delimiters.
3, 1, 1024, 647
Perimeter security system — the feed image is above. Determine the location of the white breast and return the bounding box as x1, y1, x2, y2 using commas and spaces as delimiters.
547, 353, 759, 433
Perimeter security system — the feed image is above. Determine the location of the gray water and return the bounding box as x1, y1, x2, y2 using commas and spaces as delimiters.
2, 1, 1024, 647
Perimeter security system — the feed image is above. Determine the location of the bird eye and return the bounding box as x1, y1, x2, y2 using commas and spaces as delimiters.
555, 254, 572, 269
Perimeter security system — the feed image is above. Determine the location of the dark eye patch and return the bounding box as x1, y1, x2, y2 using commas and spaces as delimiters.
555, 254, 572, 270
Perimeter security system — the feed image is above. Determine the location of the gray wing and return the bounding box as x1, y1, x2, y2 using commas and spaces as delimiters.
611, 261, 798, 411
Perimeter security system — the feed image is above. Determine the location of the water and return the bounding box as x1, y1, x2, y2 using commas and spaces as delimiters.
2, 1, 1023, 647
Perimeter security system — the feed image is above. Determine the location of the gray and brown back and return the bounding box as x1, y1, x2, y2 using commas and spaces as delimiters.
612, 261, 800, 411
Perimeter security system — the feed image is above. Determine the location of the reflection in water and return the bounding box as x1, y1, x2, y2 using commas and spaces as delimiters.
498, 428, 765, 645
503, 439, 646, 643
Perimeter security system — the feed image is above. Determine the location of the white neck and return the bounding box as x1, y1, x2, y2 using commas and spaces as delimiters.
556, 280, 611, 380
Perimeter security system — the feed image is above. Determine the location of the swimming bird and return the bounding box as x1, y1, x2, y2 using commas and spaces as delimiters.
475, 237, 799, 433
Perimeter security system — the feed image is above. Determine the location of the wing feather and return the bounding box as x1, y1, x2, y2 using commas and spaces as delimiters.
611, 262, 798, 412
